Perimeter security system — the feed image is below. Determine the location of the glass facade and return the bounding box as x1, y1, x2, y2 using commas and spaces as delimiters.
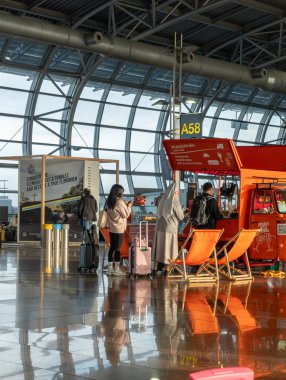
0, 36, 285, 209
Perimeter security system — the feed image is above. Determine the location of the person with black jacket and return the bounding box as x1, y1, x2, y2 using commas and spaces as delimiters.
189, 182, 223, 274
78, 188, 98, 243
195, 182, 223, 229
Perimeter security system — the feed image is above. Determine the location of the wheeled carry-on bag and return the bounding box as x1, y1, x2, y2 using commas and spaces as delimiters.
78, 229, 99, 273
79, 243, 93, 271
129, 221, 152, 276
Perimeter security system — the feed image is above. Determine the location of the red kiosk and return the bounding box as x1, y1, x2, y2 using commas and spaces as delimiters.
163, 138, 286, 265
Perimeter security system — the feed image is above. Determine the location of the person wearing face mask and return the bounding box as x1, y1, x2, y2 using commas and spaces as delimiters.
152, 182, 184, 275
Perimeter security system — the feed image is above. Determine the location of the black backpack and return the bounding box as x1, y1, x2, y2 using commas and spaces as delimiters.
190, 195, 210, 227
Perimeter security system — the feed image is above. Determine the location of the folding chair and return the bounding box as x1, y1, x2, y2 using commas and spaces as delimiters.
167, 229, 224, 283
100, 227, 130, 272
206, 229, 260, 281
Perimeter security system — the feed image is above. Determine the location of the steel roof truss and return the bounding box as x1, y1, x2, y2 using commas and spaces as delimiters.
35, 106, 71, 119
34, 119, 66, 141
46, 74, 72, 104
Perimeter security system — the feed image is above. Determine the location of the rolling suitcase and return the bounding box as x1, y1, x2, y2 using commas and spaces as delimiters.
129, 221, 151, 276
79, 243, 94, 272
78, 229, 99, 273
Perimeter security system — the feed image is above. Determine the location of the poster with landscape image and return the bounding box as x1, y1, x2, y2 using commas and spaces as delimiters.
19, 159, 84, 242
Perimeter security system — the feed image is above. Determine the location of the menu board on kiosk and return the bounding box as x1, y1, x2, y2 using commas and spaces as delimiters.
163, 138, 241, 175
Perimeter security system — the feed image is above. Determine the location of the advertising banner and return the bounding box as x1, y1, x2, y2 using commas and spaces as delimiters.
163, 138, 241, 176
19, 159, 84, 242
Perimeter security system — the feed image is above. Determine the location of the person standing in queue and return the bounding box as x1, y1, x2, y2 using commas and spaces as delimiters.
78, 188, 98, 243
106, 184, 131, 276
152, 182, 184, 276
191, 181, 223, 230
189, 182, 223, 273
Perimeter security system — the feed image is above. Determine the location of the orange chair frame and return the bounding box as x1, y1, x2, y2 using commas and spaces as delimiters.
167, 229, 224, 283
206, 229, 260, 281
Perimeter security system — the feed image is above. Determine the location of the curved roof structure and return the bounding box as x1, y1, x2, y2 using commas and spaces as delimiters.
0, 0, 286, 204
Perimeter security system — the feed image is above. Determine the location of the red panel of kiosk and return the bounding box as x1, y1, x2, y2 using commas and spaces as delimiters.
237, 145, 286, 171
163, 138, 241, 176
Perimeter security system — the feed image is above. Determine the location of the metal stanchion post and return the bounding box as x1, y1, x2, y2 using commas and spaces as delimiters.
42, 224, 53, 249
62, 224, 69, 273
42, 224, 53, 273
62, 224, 69, 250
53, 224, 62, 273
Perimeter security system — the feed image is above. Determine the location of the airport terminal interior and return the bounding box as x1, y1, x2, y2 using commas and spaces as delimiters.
0, 0, 286, 379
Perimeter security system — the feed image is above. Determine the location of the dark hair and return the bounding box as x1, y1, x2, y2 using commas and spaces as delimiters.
106, 184, 124, 210
203, 182, 213, 192
83, 188, 90, 196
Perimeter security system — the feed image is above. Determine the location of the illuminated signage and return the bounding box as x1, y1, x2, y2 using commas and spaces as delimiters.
180, 113, 203, 139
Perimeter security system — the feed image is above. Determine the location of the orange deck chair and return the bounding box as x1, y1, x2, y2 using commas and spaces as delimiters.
100, 227, 130, 271
167, 229, 224, 283
206, 229, 260, 281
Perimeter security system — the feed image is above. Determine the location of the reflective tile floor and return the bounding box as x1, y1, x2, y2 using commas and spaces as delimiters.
0, 245, 285, 379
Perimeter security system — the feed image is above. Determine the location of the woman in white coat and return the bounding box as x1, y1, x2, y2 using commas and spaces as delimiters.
152, 182, 184, 275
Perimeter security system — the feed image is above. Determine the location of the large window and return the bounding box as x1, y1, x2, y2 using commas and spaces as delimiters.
0, 41, 285, 209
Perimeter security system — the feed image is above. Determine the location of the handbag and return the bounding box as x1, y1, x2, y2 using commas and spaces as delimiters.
98, 209, 108, 228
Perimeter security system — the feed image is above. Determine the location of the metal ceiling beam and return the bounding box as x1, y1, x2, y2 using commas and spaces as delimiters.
132, 0, 232, 40
71, 0, 118, 29
234, 0, 284, 17
207, 16, 286, 56
157, 2, 243, 34
255, 55, 286, 69
115, 3, 152, 29
0, 0, 106, 28
0, 0, 172, 46
29, 0, 48, 9
3, 12, 286, 95
115, 0, 178, 35
189, 13, 242, 33
0, 0, 70, 22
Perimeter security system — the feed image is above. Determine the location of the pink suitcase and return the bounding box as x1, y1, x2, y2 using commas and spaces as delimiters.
129, 221, 151, 276
189, 367, 254, 380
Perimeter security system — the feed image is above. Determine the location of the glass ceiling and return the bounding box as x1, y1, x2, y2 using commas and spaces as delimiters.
0, 36, 285, 208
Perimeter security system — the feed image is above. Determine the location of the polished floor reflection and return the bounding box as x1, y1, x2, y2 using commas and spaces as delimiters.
0, 246, 284, 379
